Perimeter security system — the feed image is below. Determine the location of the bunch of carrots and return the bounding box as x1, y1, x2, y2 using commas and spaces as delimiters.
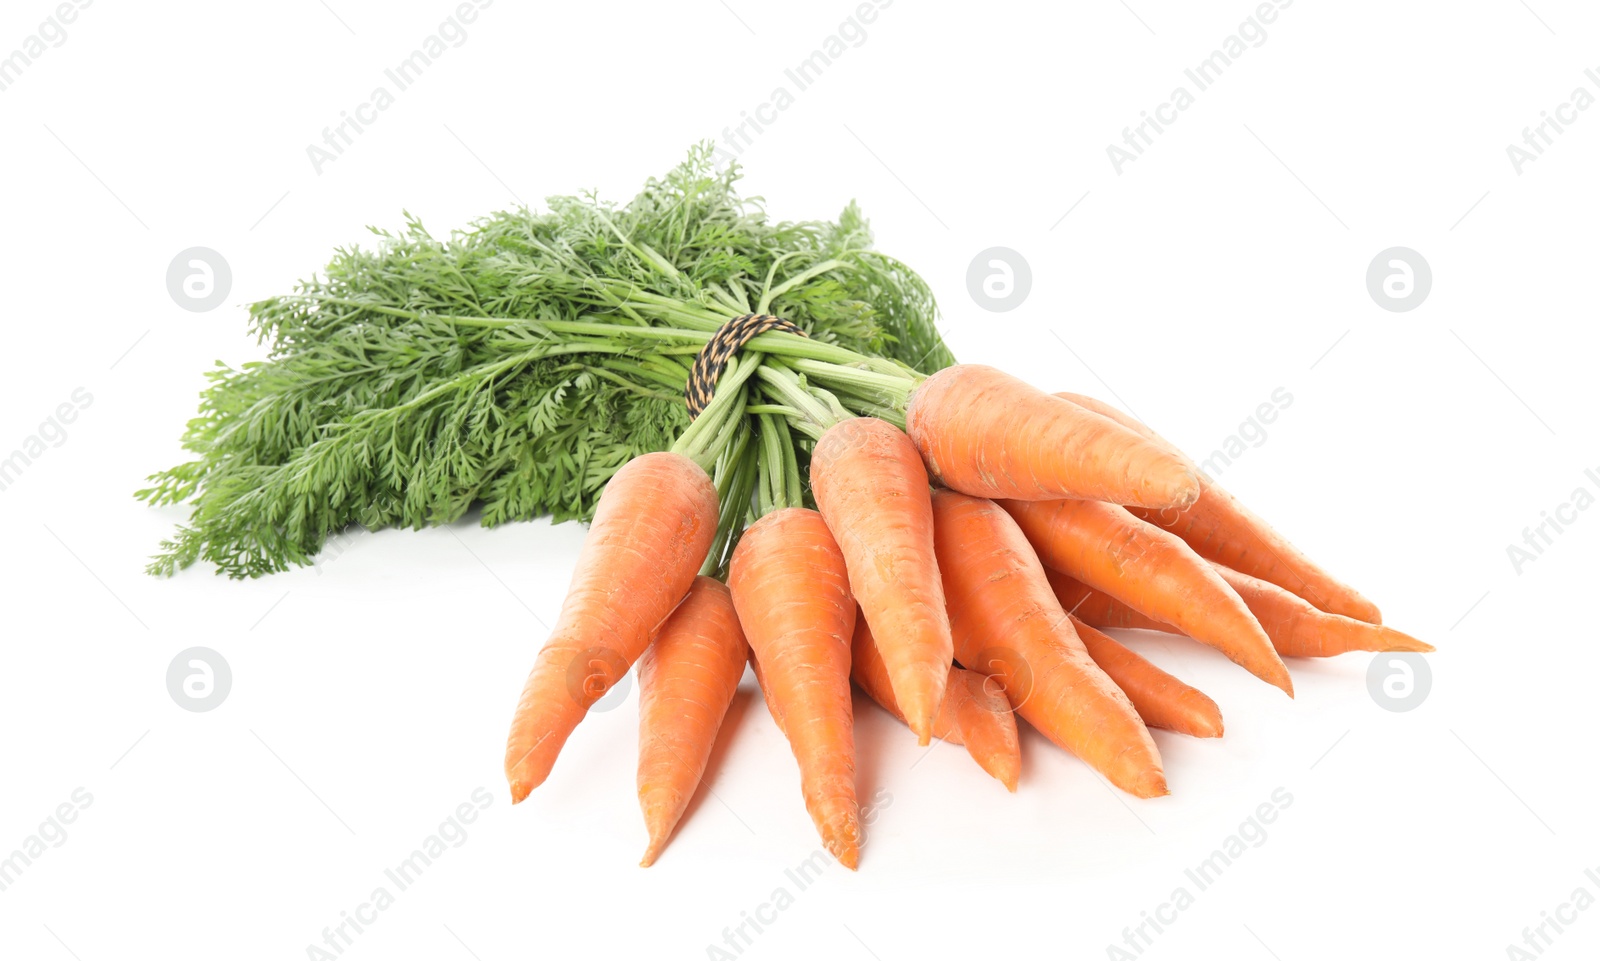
133, 150, 1427, 867
503, 359, 1433, 868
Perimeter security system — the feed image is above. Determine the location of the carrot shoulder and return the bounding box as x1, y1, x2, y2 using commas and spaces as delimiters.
505, 452, 717, 801
1055, 391, 1381, 624
1004, 497, 1293, 697
636, 576, 749, 867
905, 365, 1199, 509
812, 417, 952, 745
931, 490, 1167, 798
1069, 615, 1223, 739
729, 508, 861, 869
850, 614, 1021, 791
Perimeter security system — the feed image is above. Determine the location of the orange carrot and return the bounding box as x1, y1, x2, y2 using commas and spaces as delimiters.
905, 365, 1199, 509
1055, 391, 1382, 624
1069, 615, 1223, 739
1212, 564, 1432, 657
931, 490, 1167, 798
849, 614, 1020, 791
1003, 498, 1293, 696
504, 452, 717, 801
636, 577, 749, 867
811, 417, 952, 745
729, 508, 861, 869
1135, 495, 1384, 625
1049, 567, 1432, 658
1046, 568, 1171, 632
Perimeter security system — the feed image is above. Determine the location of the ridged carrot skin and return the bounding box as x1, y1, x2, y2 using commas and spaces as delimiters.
1004, 497, 1294, 697
636, 577, 749, 867
905, 365, 1199, 509
1048, 567, 1432, 658
504, 452, 717, 802
1069, 616, 1223, 739
1212, 565, 1433, 657
1055, 391, 1382, 624
729, 508, 861, 869
849, 615, 1021, 791
931, 490, 1168, 799
811, 417, 952, 746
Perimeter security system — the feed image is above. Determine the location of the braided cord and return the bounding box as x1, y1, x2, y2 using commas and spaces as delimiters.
684, 314, 807, 418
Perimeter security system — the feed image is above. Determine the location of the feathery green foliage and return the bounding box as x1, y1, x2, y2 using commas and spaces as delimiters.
140, 145, 953, 578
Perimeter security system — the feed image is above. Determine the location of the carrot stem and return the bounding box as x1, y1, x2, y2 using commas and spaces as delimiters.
744, 403, 805, 419
701, 431, 757, 577
779, 418, 803, 510
756, 414, 780, 517
790, 357, 920, 406
755, 363, 838, 431
670, 352, 760, 470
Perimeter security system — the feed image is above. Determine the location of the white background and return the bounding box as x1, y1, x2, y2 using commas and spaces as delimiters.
2, 1, 1597, 959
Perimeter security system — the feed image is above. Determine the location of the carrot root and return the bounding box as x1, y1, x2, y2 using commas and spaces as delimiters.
730, 508, 861, 869
636, 577, 748, 867
812, 417, 952, 746
505, 452, 717, 800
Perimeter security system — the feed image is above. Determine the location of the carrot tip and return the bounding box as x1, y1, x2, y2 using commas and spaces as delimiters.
509, 780, 531, 804
640, 840, 664, 868
1170, 468, 1202, 509
899, 695, 936, 747
1260, 664, 1295, 698
987, 758, 1021, 792
826, 839, 860, 870
1381, 628, 1434, 653
1130, 769, 1170, 798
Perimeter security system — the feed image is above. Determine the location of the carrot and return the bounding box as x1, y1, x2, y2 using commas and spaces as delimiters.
504, 451, 717, 802
1068, 615, 1223, 739
849, 614, 1021, 791
1003, 498, 1294, 696
1212, 564, 1432, 657
1054, 391, 1382, 624
1049, 567, 1432, 658
931, 490, 1167, 798
811, 417, 951, 745
1046, 568, 1170, 633
636, 576, 749, 867
729, 508, 861, 869
905, 365, 1199, 509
